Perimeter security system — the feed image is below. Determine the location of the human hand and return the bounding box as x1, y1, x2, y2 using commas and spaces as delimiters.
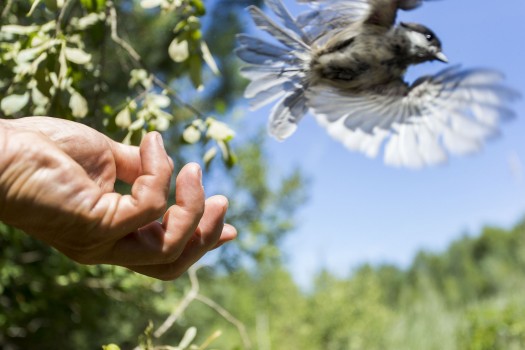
0, 117, 237, 280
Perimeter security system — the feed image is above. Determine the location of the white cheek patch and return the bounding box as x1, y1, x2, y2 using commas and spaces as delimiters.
405, 31, 429, 54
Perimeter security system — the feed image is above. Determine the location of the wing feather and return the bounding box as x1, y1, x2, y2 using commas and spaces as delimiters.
308, 66, 520, 168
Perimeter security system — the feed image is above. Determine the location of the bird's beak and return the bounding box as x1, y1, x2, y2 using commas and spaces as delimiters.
435, 51, 449, 63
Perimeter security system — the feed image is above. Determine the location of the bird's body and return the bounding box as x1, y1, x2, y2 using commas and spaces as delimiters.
312, 27, 407, 90
236, 0, 520, 168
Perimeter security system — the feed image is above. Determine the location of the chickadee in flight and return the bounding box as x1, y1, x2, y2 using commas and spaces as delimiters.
236, 0, 520, 168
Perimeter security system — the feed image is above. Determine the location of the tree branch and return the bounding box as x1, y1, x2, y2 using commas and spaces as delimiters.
195, 294, 253, 349
1, 0, 14, 18
135, 266, 253, 350
153, 266, 201, 339
107, 1, 142, 63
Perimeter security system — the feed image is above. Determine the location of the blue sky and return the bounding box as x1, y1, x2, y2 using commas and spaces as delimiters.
230, 0, 525, 288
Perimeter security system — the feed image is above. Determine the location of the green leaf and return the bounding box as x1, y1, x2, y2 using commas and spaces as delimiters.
80, 0, 106, 12
190, 0, 206, 16
189, 55, 203, 90
102, 344, 121, 350
43, 0, 59, 11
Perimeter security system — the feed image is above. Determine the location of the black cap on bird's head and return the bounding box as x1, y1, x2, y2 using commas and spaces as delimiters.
400, 22, 448, 63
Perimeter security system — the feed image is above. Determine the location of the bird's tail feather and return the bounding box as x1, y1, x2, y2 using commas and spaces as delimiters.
236, 0, 311, 140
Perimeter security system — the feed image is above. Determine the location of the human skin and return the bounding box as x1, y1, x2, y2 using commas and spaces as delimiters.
0, 117, 237, 280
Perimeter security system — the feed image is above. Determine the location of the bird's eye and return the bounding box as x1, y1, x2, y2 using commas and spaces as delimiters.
426, 34, 433, 41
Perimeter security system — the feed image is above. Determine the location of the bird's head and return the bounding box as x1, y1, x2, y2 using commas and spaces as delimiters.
399, 22, 448, 64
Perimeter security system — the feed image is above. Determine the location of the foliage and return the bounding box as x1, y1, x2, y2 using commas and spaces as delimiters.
180, 219, 525, 350
0, 0, 236, 165
459, 300, 525, 350
3, 194, 525, 349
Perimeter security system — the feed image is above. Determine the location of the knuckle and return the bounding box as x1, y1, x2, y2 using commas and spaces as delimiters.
143, 195, 168, 220
59, 239, 108, 265
162, 242, 185, 262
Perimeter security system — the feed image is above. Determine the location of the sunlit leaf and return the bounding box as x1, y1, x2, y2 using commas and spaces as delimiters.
64, 47, 92, 65
148, 94, 171, 109
69, 92, 89, 118
1, 93, 30, 115
177, 327, 197, 349
183, 125, 201, 144
129, 69, 149, 88
140, 0, 163, 9
151, 110, 171, 131
31, 86, 49, 107
115, 108, 132, 128
169, 39, 189, 63
206, 118, 235, 141
129, 117, 145, 131
201, 41, 219, 75
1, 25, 40, 35
203, 147, 217, 166
17, 47, 43, 63
74, 12, 105, 29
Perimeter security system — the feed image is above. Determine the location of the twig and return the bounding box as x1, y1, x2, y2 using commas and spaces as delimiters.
195, 294, 253, 349
106, 1, 206, 120
56, 0, 75, 35
1, 0, 14, 18
152, 75, 207, 120
107, 1, 142, 63
153, 266, 201, 338
136, 266, 253, 350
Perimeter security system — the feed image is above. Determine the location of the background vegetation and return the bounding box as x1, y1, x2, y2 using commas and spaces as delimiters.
1, 1, 524, 349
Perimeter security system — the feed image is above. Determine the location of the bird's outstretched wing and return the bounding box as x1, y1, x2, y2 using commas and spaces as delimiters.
236, 0, 311, 140
307, 66, 520, 168
296, 0, 424, 42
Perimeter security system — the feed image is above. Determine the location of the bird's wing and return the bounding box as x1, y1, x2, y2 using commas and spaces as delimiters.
236, 0, 311, 140
307, 66, 520, 168
295, 0, 370, 42
296, 0, 425, 42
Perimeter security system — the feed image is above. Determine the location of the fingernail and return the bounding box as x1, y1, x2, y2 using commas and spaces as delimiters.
155, 132, 164, 149
192, 163, 202, 184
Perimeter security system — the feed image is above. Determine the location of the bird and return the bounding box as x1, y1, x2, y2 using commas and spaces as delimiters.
236, 0, 520, 168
